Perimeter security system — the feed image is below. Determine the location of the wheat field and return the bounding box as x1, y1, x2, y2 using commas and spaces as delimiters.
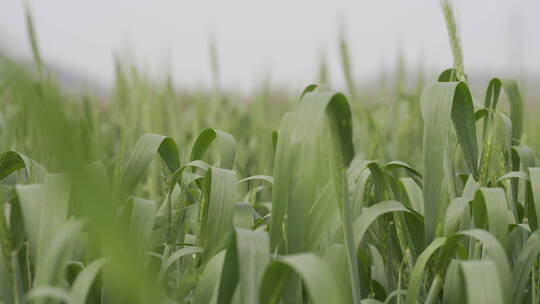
0, 1, 539, 303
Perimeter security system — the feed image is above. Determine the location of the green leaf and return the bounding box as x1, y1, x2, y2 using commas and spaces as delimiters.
512, 230, 540, 303
289, 91, 359, 301
484, 78, 523, 143
443, 260, 465, 304
23, 286, 71, 303
323, 244, 353, 304
16, 173, 71, 263
442, 197, 469, 236
259, 253, 345, 304
471, 188, 510, 247
233, 203, 255, 229
421, 81, 478, 243
457, 229, 511, 303
496, 171, 529, 184
193, 250, 226, 304
237, 175, 273, 186
459, 261, 505, 304
438, 68, 458, 82
398, 177, 424, 215
70, 258, 108, 304
406, 237, 447, 304
528, 168, 540, 232
0, 151, 47, 182
269, 113, 296, 252
190, 128, 236, 170
159, 246, 203, 281
128, 197, 157, 251
353, 201, 412, 250
218, 228, 270, 304
423, 229, 511, 303
305, 181, 338, 250
198, 167, 237, 263
33, 220, 85, 302
385, 161, 422, 185
300, 84, 319, 99
121, 133, 180, 195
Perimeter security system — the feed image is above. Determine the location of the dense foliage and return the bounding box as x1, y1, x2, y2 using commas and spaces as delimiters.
1, 2, 540, 304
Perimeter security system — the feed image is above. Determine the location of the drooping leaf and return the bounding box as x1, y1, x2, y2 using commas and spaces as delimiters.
70, 258, 108, 304
0, 151, 47, 182
259, 253, 346, 304
190, 128, 236, 170
121, 133, 180, 195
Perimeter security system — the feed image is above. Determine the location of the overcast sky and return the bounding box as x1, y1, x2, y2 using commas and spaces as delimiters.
1, 0, 539, 92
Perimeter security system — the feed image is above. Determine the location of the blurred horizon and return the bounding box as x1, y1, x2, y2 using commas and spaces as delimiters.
1, 0, 539, 94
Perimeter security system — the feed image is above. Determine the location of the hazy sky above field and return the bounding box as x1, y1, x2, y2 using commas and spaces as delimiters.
1, 0, 539, 92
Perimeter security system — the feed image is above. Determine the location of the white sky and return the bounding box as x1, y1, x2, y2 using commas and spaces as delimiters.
1, 0, 539, 92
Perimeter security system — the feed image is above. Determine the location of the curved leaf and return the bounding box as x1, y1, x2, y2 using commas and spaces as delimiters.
237, 175, 273, 186
190, 128, 236, 170
353, 201, 412, 250
193, 251, 226, 304
406, 237, 447, 304
70, 258, 108, 304
23, 286, 71, 303
121, 133, 180, 195
259, 253, 345, 304
442, 197, 469, 236
0, 151, 47, 182
159, 246, 203, 281
484, 78, 523, 143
